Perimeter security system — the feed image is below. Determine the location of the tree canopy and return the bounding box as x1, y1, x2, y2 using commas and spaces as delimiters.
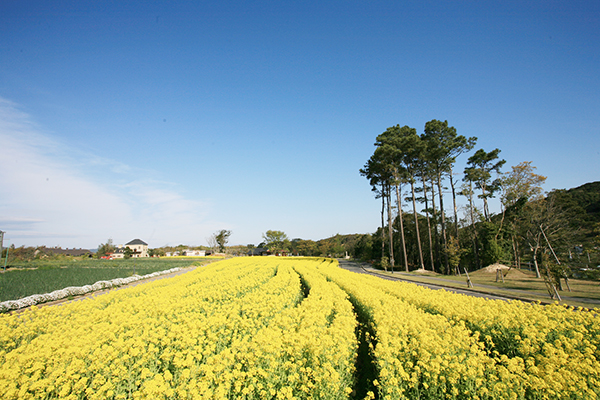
262, 230, 290, 253
215, 230, 232, 253
97, 239, 115, 258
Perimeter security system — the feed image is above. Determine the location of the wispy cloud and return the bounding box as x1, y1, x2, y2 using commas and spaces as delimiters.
0, 98, 216, 248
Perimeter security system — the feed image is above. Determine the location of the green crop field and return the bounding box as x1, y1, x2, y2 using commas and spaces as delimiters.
0, 258, 215, 302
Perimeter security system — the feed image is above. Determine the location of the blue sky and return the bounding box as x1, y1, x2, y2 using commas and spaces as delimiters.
1, 1, 599, 249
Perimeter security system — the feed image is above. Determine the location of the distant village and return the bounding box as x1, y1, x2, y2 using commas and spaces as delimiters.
99, 239, 207, 259
0, 237, 212, 262
2, 231, 353, 262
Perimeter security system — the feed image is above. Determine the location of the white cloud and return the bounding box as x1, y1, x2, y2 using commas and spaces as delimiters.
0, 98, 216, 248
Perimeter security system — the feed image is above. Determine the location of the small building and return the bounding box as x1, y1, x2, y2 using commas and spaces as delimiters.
111, 239, 150, 258
110, 246, 125, 259
247, 247, 271, 256
125, 239, 149, 258
183, 249, 206, 257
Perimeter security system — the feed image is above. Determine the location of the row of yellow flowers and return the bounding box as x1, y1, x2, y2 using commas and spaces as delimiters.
0, 258, 357, 399
318, 262, 498, 399
364, 273, 600, 398
317, 261, 600, 399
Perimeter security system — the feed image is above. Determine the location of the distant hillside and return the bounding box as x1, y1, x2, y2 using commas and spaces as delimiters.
566, 181, 600, 223
547, 181, 600, 250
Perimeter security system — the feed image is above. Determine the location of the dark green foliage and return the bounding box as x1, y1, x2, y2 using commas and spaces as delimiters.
552, 183, 600, 246
317, 234, 364, 258
464, 148, 506, 222
477, 222, 509, 267
568, 182, 600, 221
262, 230, 290, 254
96, 239, 115, 258
123, 247, 133, 259
215, 229, 232, 252
352, 235, 374, 262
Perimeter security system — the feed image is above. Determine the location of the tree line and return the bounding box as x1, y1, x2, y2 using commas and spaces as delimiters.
358, 119, 599, 289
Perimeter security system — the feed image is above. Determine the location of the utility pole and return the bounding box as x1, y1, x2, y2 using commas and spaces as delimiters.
0, 231, 7, 272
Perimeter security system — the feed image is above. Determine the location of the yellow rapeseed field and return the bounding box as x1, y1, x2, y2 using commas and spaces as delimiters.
0, 258, 598, 399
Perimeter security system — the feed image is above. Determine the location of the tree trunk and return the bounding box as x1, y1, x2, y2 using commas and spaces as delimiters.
422, 177, 435, 271
380, 187, 386, 271
430, 177, 440, 270
436, 171, 449, 273
512, 235, 518, 268
468, 181, 480, 269
532, 239, 541, 278
396, 183, 409, 272
387, 185, 395, 271
481, 183, 490, 222
411, 179, 425, 269
495, 205, 505, 241
449, 168, 460, 240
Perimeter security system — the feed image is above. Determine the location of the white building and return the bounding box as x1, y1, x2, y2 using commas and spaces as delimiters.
183, 249, 206, 257
111, 239, 150, 258
125, 239, 149, 258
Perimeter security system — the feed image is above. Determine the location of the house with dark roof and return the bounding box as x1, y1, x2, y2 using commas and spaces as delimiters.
125, 239, 149, 258
111, 239, 149, 258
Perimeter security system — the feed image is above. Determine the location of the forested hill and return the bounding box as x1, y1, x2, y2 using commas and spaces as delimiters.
566, 181, 600, 223
545, 181, 600, 249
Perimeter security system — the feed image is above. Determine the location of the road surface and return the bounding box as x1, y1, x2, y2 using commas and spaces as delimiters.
337, 259, 531, 302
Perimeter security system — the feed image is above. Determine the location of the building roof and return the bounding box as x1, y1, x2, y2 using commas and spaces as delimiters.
126, 239, 148, 246
41, 247, 93, 257
247, 247, 270, 256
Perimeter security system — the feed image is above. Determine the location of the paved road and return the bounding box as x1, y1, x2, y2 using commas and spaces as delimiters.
339, 260, 600, 307
337, 259, 535, 302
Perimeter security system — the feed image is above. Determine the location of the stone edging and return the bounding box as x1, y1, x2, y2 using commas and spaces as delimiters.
0, 267, 182, 312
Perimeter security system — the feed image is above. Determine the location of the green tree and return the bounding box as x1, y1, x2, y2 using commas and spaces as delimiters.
353, 234, 374, 261
478, 221, 507, 267
498, 161, 546, 267
372, 145, 398, 270
446, 236, 463, 274
123, 246, 133, 259
422, 120, 476, 273
521, 193, 572, 279
291, 239, 318, 256
360, 152, 393, 270
593, 222, 600, 249
97, 239, 115, 258
417, 162, 437, 271
262, 230, 290, 254
215, 229, 232, 253
501, 161, 547, 207
375, 125, 424, 271
459, 181, 483, 269
149, 248, 165, 257
464, 148, 506, 222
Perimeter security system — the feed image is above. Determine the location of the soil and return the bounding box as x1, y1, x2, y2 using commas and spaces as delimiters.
478, 263, 511, 273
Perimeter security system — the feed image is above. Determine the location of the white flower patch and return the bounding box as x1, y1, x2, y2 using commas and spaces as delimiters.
0, 267, 182, 312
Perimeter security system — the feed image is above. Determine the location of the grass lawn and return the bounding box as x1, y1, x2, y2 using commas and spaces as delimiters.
370, 266, 600, 309
0, 257, 219, 302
